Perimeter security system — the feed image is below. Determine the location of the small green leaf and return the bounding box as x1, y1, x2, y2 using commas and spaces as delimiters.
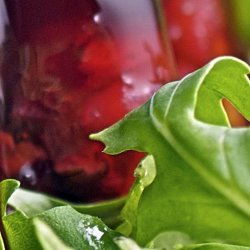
0, 179, 20, 250
3, 210, 42, 250
3, 206, 120, 250
8, 188, 125, 228
38, 206, 120, 250
0, 233, 4, 250
116, 155, 156, 236
8, 189, 53, 217
0, 179, 19, 217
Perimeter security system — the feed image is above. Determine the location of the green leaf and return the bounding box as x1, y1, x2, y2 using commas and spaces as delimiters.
8, 188, 125, 228
0, 179, 121, 249
115, 235, 250, 250
4, 206, 120, 250
91, 56, 250, 245
114, 237, 152, 250
147, 231, 193, 250
0, 179, 19, 217
182, 243, 250, 250
3, 210, 42, 250
0, 179, 20, 250
33, 219, 73, 250
0, 234, 4, 250
116, 155, 156, 236
114, 237, 143, 250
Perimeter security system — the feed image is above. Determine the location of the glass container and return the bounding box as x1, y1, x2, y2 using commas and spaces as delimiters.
0, 0, 176, 201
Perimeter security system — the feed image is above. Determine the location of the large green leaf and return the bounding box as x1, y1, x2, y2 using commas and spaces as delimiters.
91, 57, 250, 245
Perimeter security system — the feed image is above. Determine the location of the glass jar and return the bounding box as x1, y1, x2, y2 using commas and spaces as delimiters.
0, 0, 176, 201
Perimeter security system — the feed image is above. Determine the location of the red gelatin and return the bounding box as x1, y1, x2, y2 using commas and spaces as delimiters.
0, 0, 176, 201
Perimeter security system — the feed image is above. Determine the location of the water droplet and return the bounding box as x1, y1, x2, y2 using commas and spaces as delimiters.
19, 163, 37, 186
134, 166, 145, 179
93, 14, 101, 24
93, 110, 101, 118
85, 226, 104, 240
122, 73, 134, 86
77, 220, 104, 249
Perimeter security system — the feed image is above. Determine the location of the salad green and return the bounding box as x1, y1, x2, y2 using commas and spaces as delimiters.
92, 56, 250, 245
1, 56, 250, 249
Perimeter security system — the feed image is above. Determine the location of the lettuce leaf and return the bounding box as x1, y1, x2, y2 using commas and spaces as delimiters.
91, 57, 250, 246
8, 187, 125, 228
0, 180, 120, 249
182, 243, 250, 250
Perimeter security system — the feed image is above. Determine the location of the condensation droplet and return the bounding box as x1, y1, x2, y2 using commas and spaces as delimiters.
19, 163, 37, 186
122, 73, 134, 86
77, 220, 105, 249
93, 14, 101, 24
